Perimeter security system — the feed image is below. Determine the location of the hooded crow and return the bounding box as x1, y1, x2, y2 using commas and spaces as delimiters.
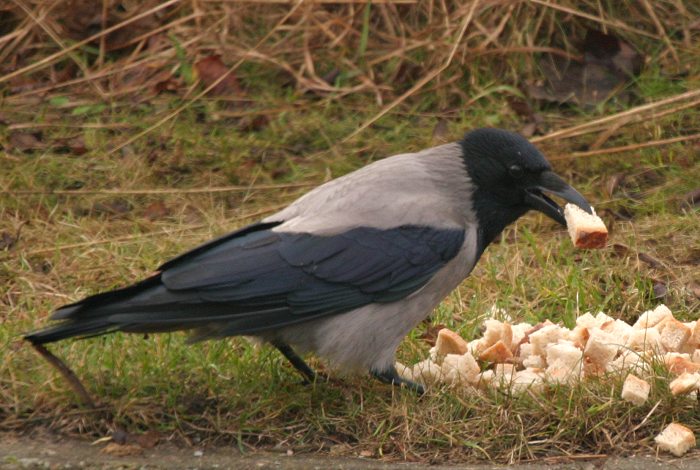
26, 128, 593, 394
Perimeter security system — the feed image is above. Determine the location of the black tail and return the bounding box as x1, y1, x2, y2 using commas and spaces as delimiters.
24, 274, 165, 345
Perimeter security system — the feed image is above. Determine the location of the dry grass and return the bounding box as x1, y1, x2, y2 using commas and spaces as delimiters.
1, 0, 699, 464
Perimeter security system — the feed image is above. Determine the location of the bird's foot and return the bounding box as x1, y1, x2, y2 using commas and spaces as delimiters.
372, 365, 425, 395
272, 341, 326, 385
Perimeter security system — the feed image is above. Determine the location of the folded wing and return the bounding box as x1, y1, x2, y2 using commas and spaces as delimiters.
26, 222, 464, 343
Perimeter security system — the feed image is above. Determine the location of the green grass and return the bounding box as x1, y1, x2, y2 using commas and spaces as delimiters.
1, 61, 699, 463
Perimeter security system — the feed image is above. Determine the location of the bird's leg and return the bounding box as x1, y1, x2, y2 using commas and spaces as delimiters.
272, 341, 323, 384
372, 365, 425, 395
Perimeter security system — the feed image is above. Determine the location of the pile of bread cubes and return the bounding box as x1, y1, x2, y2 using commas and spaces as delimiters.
397, 304, 699, 457
396, 204, 697, 457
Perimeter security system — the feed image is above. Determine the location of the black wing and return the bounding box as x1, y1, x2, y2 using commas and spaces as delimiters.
26, 223, 464, 343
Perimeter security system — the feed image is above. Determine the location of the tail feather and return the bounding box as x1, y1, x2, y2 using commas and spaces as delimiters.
25, 274, 166, 345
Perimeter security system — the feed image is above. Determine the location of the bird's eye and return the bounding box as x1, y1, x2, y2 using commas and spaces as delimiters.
509, 165, 524, 179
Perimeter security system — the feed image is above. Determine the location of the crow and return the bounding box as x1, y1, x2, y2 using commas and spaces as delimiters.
26, 128, 593, 394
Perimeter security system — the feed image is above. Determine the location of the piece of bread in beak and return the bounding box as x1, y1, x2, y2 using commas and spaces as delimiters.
564, 203, 608, 249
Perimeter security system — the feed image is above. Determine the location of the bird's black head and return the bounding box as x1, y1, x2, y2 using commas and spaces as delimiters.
460, 128, 592, 251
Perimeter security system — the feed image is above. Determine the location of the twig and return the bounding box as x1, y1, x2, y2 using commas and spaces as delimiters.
11, 0, 106, 98
106, 1, 305, 156
2, 182, 314, 196
0, 0, 182, 86
343, 0, 481, 142
639, 0, 679, 63
529, 0, 661, 39
551, 132, 700, 160
533, 89, 700, 143
29, 343, 96, 408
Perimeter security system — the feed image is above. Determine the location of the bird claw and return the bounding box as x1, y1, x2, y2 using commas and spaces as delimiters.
372, 366, 425, 395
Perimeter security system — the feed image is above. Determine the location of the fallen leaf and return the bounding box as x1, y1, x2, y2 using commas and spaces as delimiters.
101, 443, 143, 456
653, 281, 668, 300
681, 189, 700, 208
612, 243, 629, 257
419, 323, 447, 346
0, 232, 17, 250
321, 68, 341, 85
583, 29, 643, 77
604, 173, 626, 197
153, 75, 181, 94
638, 252, 664, 269
92, 199, 132, 217
54, 136, 88, 156
195, 55, 240, 96
9, 131, 44, 152
135, 430, 160, 449
506, 96, 534, 118
527, 29, 642, 106
143, 200, 169, 220
238, 114, 270, 132
111, 429, 129, 445
519, 121, 537, 138
688, 282, 700, 300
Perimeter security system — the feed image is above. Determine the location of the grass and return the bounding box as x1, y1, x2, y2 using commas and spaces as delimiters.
1, 1, 700, 464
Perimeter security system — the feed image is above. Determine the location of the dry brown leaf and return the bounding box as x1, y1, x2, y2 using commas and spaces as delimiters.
527, 29, 642, 106
0, 232, 17, 250
419, 323, 447, 346
135, 430, 161, 449
101, 443, 143, 456
143, 200, 170, 220
9, 131, 44, 152
195, 55, 240, 96
681, 189, 700, 208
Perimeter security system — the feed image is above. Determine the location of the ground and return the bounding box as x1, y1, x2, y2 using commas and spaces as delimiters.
2, 434, 700, 470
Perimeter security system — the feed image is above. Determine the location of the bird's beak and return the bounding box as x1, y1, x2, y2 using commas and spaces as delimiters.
524, 171, 593, 226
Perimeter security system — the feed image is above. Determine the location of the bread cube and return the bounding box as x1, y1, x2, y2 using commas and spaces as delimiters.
584, 329, 618, 367
664, 353, 700, 375
658, 319, 692, 352
607, 350, 651, 375
511, 322, 532, 352
601, 319, 633, 345
482, 319, 513, 350
575, 312, 599, 329
511, 368, 545, 393
547, 359, 583, 384
595, 312, 615, 327
523, 354, 545, 369
693, 350, 700, 364
434, 328, 469, 357
621, 374, 650, 405
479, 340, 513, 363
625, 327, 664, 353
410, 359, 443, 385
546, 340, 583, 369
568, 325, 590, 349
494, 363, 516, 380
633, 304, 673, 329
441, 352, 480, 385
670, 372, 700, 396
689, 321, 700, 346
467, 338, 486, 357
529, 324, 566, 356
654, 423, 696, 457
